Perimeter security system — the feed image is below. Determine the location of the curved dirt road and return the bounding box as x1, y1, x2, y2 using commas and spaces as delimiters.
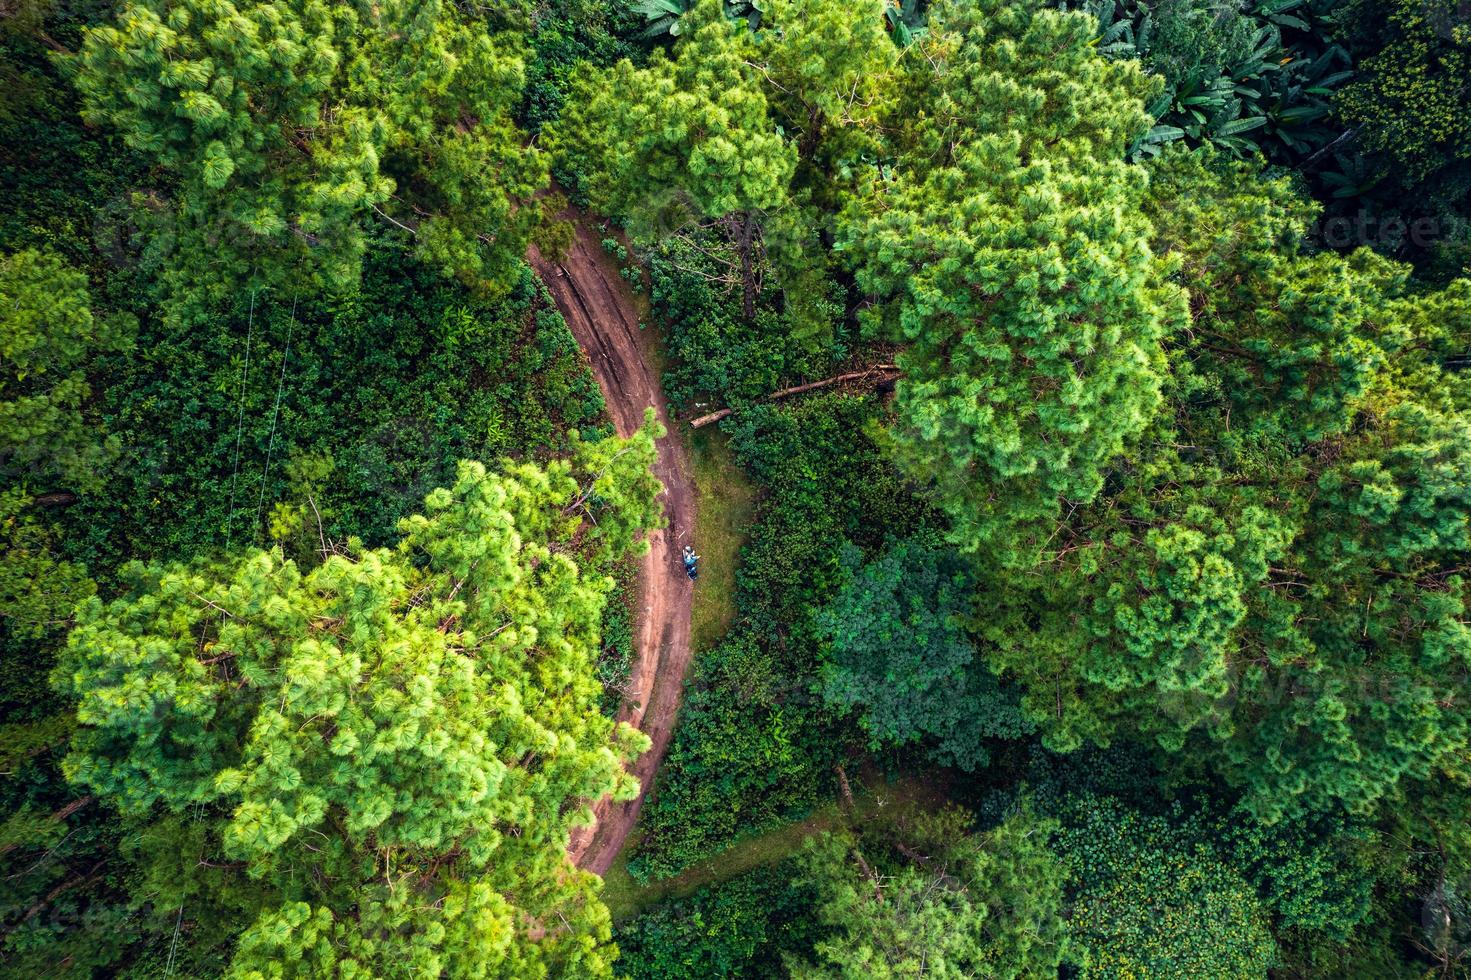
529, 219, 696, 875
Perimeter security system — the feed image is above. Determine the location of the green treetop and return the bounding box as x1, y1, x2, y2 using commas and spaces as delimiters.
0, 250, 126, 646
53, 420, 664, 976
75, 0, 545, 316
754, 0, 894, 168
839, 0, 1188, 566
816, 537, 1032, 771
0, 249, 133, 493
790, 805, 1067, 979
978, 149, 1471, 823
550, 0, 894, 337
551, 0, 793, 232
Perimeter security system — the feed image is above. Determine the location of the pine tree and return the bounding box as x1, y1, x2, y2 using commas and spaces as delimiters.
0, 249, 122, 647
74, 0, 545, 316
978, 149, 1471, 823
53, 420, 664, 975
0, 249, 133, 493
789, 805, 1067, 979
549, 0, 793, 232
838, 0, 1188, 565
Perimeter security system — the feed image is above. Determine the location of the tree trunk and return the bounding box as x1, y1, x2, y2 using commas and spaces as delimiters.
738, 211, 757, 322
689, 364, 901, 428
0, 796, 93, 856
835, 764, 855, 811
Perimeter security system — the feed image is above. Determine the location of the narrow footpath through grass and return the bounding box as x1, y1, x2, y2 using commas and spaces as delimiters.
601, 772, 947, 922
686, 425, 755, 654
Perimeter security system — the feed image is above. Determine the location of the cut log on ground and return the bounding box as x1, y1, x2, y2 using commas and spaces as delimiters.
689, 364, 901, 429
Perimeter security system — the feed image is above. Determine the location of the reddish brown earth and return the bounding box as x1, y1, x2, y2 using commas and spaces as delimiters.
528, 219, 697, 875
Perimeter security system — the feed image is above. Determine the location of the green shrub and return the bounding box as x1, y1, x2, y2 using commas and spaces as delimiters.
615, 864, 817, 978
60, 244, 606, 577
1052, 793, 1280, 978
631, 394, 930, 879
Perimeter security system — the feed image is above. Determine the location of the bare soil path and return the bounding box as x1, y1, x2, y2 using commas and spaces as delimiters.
528, 217, 696, 875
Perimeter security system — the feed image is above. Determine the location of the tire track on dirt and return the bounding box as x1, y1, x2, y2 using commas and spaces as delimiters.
528, 217, 696, 875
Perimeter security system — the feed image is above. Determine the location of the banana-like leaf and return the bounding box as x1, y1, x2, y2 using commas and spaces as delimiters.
1141, 124, 1186, 144
630, 0, 688, 16
1217, 116, 1268, 136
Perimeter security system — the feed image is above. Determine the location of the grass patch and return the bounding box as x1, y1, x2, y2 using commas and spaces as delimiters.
601, 771, 946, 923
686, 425, 756, 653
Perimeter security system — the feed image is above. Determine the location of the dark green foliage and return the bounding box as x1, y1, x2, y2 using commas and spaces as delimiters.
631, 394, 929, 880
0, 1, 143, 270
817, 537, 1032, 771
0, 727, 139, 978
0, 250, 134, 493
1071, 0, 1353, 161
649, 235, 841, 416
1334, 0, 1470, 188
627, 635, 836, 882
616, 864, 817, 979
992, 746, 1390, 965
1318, 0, 1471, 276
63, 245, 605, 575
1225, 810, 1378, 940
596, 559, 638, 711
1052, 793, 1280, 976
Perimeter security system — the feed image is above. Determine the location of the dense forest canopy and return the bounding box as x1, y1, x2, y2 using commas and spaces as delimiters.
2, 0, 1470, 975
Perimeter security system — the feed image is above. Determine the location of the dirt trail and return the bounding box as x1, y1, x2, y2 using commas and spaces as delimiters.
528, 219, 696, 876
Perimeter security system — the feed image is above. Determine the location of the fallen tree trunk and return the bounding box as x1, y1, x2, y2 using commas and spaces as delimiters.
0, 795, 93, 856
688, 364, 901, 429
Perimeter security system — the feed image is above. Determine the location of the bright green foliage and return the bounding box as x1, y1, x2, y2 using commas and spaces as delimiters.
755, 0, 893, 165
1222, 399, 1471, 820
1335, 0, 1471, 187
817, 537, 1031, 770
552, 0, 885, 338
1147, 149, 1403, 444
790, 805, 1067, 979
984, 497, 1296, 753
0, 249, 133, 492
748, 0, 895, 340
0, 249, 118, 689
0, 489, 95, 644
53, 428, 663, 975
1054, 794, 1279, 978
979, 149, 1471, 822
550, 0, 793, 229
841, 0, 1187, 564
74, 0, 545, 313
